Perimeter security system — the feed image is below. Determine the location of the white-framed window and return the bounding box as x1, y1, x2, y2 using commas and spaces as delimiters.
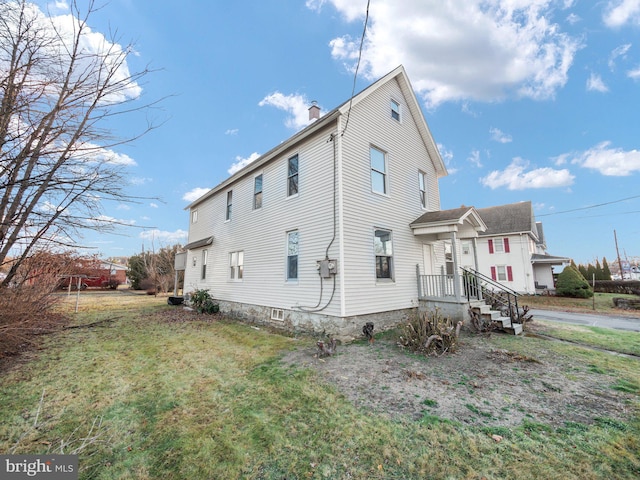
254, 174, 263, 210
489, 238, 510, 254
462, 241, 471, 255
491, 265, 513, 282
191, 209, 198, 224
287, 230, 299, 280
374, 229, 393, 279
370, 146, 387, 194
287, 155, 299, 197
419, 170, 427, 208
229, 251, 244, 280
201, 249, 208, 280
444, 241, 454, 275
226, 190, 232, 221
391, 99, 400, 121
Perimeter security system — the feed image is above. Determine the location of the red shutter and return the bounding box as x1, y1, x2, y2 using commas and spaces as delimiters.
507, 266, 513, 281
504, 238, 510, 253
491, 266, 497, 281
488, 239, 494, 254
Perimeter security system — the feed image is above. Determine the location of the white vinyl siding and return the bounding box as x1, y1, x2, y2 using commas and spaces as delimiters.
184, 70, 444, 319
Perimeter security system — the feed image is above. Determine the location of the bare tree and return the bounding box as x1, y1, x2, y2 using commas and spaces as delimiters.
0, 0, 160, 287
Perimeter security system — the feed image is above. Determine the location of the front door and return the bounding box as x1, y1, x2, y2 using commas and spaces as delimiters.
422, 244, 433, 275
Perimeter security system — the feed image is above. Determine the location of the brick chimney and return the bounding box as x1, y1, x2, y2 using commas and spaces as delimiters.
308, 100, 320, 121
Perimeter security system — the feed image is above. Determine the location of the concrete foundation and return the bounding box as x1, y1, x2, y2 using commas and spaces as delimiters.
216, 300, 417, 342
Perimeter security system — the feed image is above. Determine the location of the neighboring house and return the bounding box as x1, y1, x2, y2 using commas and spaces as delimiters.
181, 66, 561, 338
459, 201, 570, 294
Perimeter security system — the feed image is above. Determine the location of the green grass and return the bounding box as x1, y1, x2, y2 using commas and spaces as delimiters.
521, 292, 640, 316
1, 292, 640, 479
532, 321, 640, 357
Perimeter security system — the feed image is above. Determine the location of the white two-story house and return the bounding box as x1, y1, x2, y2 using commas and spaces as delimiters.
182, 66, 492, 338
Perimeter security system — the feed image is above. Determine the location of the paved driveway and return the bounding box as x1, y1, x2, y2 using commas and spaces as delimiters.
530, 309, 640, 332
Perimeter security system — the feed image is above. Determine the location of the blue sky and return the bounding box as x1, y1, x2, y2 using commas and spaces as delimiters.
33, 0, 640, 265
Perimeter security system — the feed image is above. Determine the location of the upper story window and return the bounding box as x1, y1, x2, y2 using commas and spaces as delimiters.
288, 155, 299, 197
287, 230, 299, 280
489, 238, 510, 254
419, 171, 427, 208
201, 249, 208, 280
374, 229, 393, 279
254, 174, 263, 210
370, 146, 387, 195
229, 251, 244, 280
391, 99, 400, 121
226, 190, 232, 221
191, 209, 198, 224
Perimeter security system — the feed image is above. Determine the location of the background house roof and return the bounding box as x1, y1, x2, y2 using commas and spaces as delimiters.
476, 201, 538, 238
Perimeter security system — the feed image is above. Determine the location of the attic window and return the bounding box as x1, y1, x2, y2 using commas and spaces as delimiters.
191, 209, 198, 223
391, 99, 400, 121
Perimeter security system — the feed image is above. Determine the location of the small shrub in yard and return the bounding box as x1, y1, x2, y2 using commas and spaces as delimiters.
398, 309, 462, 356
189, 289, 219, 314
556, 265, 593, 298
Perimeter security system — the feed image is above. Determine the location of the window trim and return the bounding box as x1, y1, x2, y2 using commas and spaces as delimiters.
391, 99, 401, 122
287, 154, 299, 197
418, 170, 427, 209
370, 146, 388, 195
253, 173, 263, 210
286, 230, 299, 281
229, 250, 244, 281
374, 228, 394, 281
201, 249, 208, 280
191, 209, 198, 224
225, 190, 232, 221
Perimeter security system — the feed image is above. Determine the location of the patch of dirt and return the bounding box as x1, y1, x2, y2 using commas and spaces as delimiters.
281, 329, 636, 428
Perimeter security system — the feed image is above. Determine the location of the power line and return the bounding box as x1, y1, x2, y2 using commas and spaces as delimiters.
341, 0, 370, 137
536, 194, 640, 217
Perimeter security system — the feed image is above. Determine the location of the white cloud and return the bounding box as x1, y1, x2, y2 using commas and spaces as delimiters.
586, 73, 609, 92
259, 92, 316, 130
228, 152, 261, 175
568, 141, 640, 176
149, 203, 158, 208
116, 203, 131, 210
225, 128, 239, 135
182, 187, 210, 202
481, 158, 575, 190
628, 66, 640, 79
490, 127, 512, 143
609, 43, 631, 70
139, 229, 188, 244
603, 0, 640, 28
316, 0, 582, 107
468, 150, 482, 168
437, 143, 457, 174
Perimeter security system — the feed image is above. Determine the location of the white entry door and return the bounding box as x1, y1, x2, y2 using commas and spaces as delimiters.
422, 244, 433, 275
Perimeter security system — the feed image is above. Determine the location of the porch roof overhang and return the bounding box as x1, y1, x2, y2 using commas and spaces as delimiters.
184, 236, 214, 250
410, 206, 487, 239
531, 253, 571, 265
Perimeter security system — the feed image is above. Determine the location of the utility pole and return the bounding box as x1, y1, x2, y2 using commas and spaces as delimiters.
614, 230, 624, 280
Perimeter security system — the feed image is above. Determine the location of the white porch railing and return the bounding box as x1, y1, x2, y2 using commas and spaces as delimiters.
418, 273, 457, 299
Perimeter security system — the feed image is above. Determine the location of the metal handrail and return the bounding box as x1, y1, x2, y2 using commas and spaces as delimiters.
461, 267, 524, 323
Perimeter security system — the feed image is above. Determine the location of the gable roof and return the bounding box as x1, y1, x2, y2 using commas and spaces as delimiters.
185, 65, 446, 210
410, 206, 486, 237
476, 201, 538, 239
